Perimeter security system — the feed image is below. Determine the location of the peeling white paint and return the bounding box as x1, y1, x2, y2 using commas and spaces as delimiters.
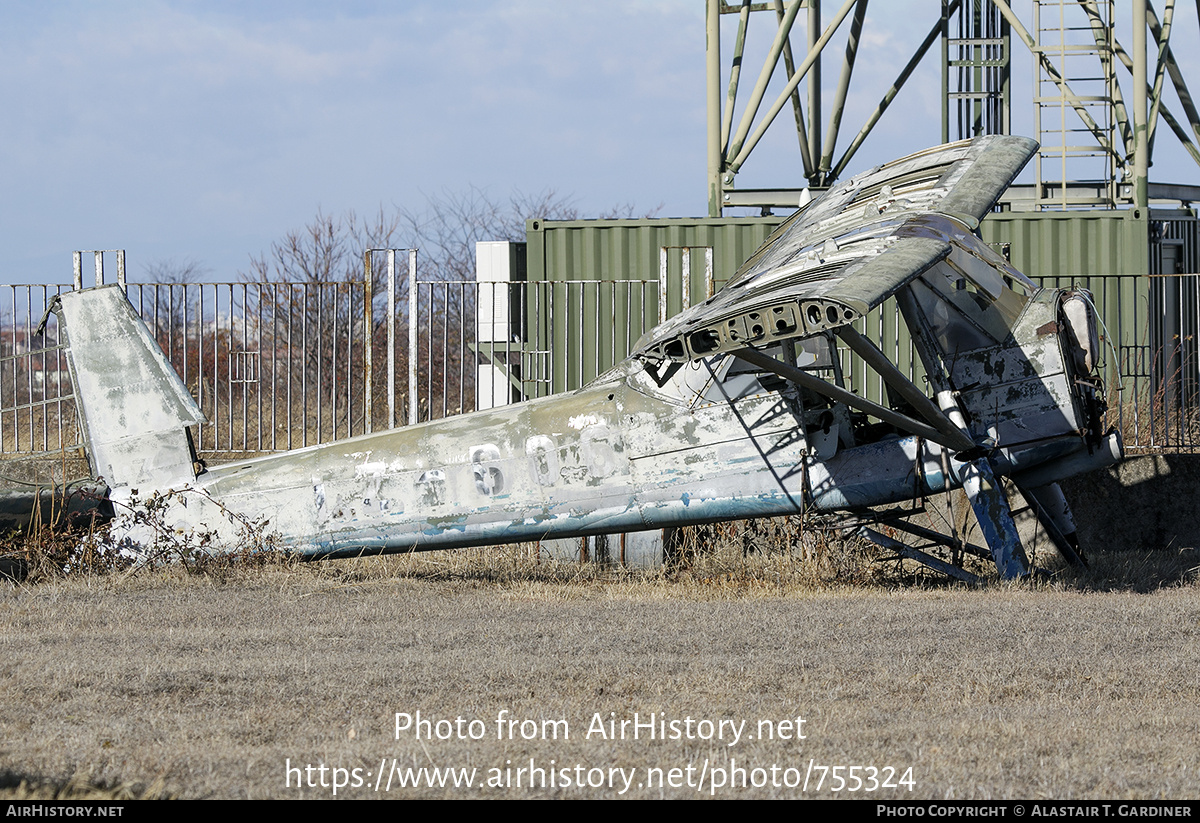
355, 461, 388, 478
568, 414, 600, 430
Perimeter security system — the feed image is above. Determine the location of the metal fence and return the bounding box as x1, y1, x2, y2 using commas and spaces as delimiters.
0, 283, 76, 455
403, 277, 666, 424
1116, 273, 1200, 451
126, 280, 370, 453
1024, 270, 1200, 452
6, 262, 1200, 460
0, 279, 373, 458
0, 266, 668, 460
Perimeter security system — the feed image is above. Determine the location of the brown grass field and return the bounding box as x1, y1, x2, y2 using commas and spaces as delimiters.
1, 524, 1199, 801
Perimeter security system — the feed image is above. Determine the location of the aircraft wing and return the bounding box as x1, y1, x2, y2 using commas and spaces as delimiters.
634, 135, 1038, 363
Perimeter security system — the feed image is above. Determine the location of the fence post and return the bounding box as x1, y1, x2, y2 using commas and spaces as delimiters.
73, 250, 128, 289
363, 251, 373, 434
408, 249, 419, 426
387, 250, 396, 429
658, 247, 669, 324
705, 247, 715, 298
659, 245, 715, 322
682, 249, 691, 311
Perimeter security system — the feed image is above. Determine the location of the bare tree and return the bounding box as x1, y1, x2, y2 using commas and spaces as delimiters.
244, 208, 404, 285
127, 258, 211, 398
137, 257, 207, 336
234, 189, 650, 428
242, 189, 584, 288
234, 191, 581, 423
597, 200, 666, 220
397, 187, 579, 281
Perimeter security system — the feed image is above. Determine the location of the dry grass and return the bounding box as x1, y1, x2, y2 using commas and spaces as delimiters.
1, 513, 1198, 799
0, 513, 894, 590
0, 771, 173, 801
4, 505, 1195, 593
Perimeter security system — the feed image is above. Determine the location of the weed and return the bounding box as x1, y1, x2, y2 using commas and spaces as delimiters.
0, 771, 174, 801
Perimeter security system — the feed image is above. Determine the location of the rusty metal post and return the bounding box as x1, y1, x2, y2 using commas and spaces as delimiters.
72, 252, 82, 290
93, 251, 104, 286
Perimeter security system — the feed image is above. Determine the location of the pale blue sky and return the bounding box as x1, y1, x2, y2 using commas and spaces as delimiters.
3, 2, 1198, 285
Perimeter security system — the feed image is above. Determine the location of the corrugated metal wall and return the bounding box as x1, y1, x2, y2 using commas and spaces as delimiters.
526, 213, 1155, 393
526, 216, 780, 300
525, 217, 780, 393
980, 211, 1149, 279
525, 211, 1200, 450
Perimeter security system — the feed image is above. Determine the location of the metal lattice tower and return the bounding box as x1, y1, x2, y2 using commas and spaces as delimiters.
706, 0, 1200, 217
946, 0, 1011, 141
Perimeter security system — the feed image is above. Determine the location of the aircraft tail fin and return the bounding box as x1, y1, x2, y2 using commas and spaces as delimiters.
55, 285, 206, 492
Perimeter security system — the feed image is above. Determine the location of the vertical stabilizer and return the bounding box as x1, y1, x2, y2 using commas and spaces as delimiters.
56, 285, 206, 492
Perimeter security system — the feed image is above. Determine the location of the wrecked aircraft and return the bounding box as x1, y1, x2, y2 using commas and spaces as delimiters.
50, 135, 1121, 579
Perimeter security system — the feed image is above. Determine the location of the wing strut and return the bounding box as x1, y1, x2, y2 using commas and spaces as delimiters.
1011, 481, 1087, 568
732, 346, 975, 452
962, 458, 1030, 578
735, 343, 1033, 580
859, 526, 982, 584
833, 325, 980, 452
